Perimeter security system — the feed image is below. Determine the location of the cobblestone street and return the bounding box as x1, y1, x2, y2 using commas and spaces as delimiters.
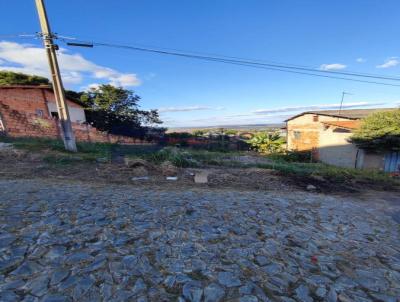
0, 179, 399, 302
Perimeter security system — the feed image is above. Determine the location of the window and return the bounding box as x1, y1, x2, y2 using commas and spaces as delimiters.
51, 112, 59, 119
313, 115, 319, 122
35, 109, 44, 117
293, 131, 301, 139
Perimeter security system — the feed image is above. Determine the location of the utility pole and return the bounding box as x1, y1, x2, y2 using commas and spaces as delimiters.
35, 0, 77, 152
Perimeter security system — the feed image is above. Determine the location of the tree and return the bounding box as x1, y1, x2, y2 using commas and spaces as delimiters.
248, 132, 285, 154
64, 90, 84, 105
193, 130, 205, 137
80, 84, 164, 139
350, 109, 400, 151
224, 129, 238, 136
0, 71, 50, 86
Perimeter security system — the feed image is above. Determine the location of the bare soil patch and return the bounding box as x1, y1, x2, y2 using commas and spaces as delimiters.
0, 147, 398, 195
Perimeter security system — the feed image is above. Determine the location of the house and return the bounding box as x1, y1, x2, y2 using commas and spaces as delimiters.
0, 85, 149, 145
0, 85, 86, 123
285, 108, 399, 172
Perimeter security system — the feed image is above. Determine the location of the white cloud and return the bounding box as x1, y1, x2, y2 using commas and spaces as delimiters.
253, 102, 385, 115
356, 58, 366, 63
109, 74, 139, 87
0, 41, 140, 87
80, 83, 101, 91
376, 57, 399, 69
158, 106, 225, 113
319, 63, 347, 71
163, 102, 388, 127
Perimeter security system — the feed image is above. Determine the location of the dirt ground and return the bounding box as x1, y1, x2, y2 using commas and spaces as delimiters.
0, 146, 398, 198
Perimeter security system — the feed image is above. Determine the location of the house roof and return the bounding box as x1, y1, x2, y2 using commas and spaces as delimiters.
0, 85, 83, 107
322, 120, 361, 130
284, 108, 397, 122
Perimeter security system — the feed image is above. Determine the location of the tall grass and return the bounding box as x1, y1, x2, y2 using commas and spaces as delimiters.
0, 136, 113, 161
256, 161, 397, 185
129, 147, 244, 168
2, 137, 397, 187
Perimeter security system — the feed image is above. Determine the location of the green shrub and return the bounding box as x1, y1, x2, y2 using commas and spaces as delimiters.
193, 130, 206, 137
247, 132, 285, 154
256, 160, 398, 186
350, 109, 400, 151
144, 147, 198, 167
268, 150, 312, 163
141, 147, 244, 168
0, 137, 113, 161
224, 129, 238, 136
167, 132, 193, 139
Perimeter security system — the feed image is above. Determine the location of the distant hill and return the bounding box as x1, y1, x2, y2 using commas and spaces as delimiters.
167, 123, 285, 133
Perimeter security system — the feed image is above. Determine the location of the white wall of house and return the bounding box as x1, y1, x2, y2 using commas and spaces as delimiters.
47, 102, 86, 123
318, 126, 359, 168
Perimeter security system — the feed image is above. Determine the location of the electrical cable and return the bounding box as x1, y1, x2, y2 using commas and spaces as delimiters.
59, 38, 400, 87
57, 36, 400, 82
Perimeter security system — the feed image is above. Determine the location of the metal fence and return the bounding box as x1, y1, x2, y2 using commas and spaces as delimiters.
384, 151, 400, 172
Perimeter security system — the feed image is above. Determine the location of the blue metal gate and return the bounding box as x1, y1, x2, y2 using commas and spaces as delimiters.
384, 152, 400, 172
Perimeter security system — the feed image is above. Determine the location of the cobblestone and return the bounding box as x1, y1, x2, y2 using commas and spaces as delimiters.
0, 179, 399, 301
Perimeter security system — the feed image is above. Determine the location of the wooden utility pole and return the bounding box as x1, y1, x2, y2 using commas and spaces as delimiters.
35, 0, 77, 152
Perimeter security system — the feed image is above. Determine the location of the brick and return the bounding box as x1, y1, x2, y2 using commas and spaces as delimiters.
0, 88, 152, 145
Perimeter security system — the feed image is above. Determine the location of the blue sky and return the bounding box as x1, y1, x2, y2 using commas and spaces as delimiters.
1, 0, 400, 127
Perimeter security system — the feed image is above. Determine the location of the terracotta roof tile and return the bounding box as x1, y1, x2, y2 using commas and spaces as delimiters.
322, 120, 361, 130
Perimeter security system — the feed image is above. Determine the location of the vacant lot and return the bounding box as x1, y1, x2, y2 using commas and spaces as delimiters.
1, 137, 399, 193
0, 179, 399, 302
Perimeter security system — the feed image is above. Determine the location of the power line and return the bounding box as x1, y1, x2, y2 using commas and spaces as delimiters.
203, 59, 400, 87
0, 33, 38, 39
3, 33, 400, 87
59, 35, 400, 81
58, 38, 400, 87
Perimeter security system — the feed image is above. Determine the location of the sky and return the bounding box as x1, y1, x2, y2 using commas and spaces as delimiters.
0, 0, 400, 127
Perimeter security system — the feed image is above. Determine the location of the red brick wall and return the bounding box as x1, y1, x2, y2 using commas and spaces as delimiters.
0, 87, 82, 117
0, 100, 151, 145
0, 88, 50, 117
